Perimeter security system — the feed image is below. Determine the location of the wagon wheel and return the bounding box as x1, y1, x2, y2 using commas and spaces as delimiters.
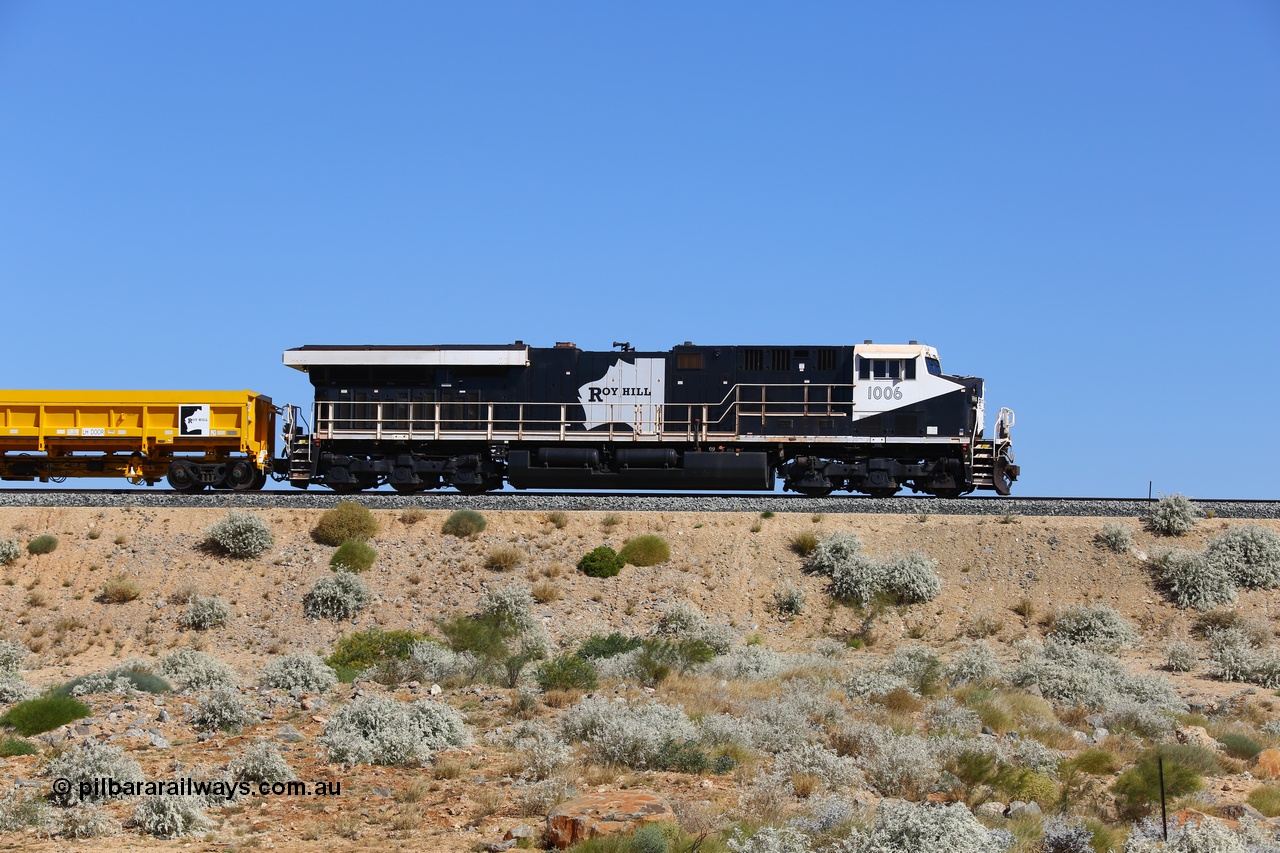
166, 461, 203, 493
226, 459, 257, 491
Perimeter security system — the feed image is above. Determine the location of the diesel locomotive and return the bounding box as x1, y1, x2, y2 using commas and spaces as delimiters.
278, 340, 1018, 497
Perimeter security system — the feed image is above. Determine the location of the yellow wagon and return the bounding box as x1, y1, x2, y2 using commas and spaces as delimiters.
0, 390, 276, 491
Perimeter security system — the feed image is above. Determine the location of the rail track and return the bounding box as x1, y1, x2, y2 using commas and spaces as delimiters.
0, 489, 1276, 518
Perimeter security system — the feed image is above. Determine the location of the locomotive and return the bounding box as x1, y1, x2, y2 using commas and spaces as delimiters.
279, 340, 1018, 497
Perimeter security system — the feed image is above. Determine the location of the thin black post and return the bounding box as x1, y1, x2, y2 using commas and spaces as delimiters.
1159, 755, 1168, 841
1149, 480, 1153, 502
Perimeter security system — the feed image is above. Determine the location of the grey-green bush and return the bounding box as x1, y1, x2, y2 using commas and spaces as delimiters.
189, 685, 254, 732
807, 532, 864, 576
1205, 524, 1280, 590
1049, 605, 1137, 652
259, 652, 338, 692
1156, 547, 1237, 610
158, 648, 238, 691
178, 595, 230, 630
229, 740, 295, 784
133, 795, 209, 838
1147, 493, 1200, 536
57, 803, 121, 839
879, 552, 942, 603
321, 695, 471, 765
0, 638, 28, 674
1097, 522, 1135, 553
205, 511, 273, 558
303, 572, 369, 620
1165, 639, 1198, 673
771, 583, 805, 617
44, 741, 144, 805
0, 540, 21, 566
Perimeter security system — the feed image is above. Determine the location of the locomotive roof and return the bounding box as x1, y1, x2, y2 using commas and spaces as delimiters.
283, 344, 530, 370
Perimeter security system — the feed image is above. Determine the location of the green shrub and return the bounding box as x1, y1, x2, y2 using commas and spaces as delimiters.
205, 511, 273, 558
485, 544, 525, 572
326, 629, 422, 672
26, 535, 58, 555
0, 737, 36, 756
579, 545, 623, 578
330, 539, 376, 573
1146, 493, 1200, 536
577, 632, 643, 660
628, 823, 671, 853
634, 638, 714, 684
101, 575, 141, 603
1247, 783, 1280, 817
1112, 746, 1209, 818
441, 509, 486, 538
312, 501, 378, 546
619, 534, 670, 567
1063, 748, 1119, 776
0, 694, 91, 735
790, 531, 819, 557
1218, 732, 1263, 760
535, 654, 599, 691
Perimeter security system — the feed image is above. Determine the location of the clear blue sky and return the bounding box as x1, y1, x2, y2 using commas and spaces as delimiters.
2, 3, 1278, 498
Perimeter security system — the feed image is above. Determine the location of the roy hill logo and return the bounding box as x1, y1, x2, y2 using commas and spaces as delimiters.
578, 358, 666, 433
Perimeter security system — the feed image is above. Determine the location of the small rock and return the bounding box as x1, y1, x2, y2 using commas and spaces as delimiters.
504, 824, 536, 840
1256, 749, 1280, 779
976, 802, 1006, 820
157, 709, 170, 723
372, 786, 392, 797
981, 726, 996, 736
480, 840, 517, 852
1007, 801, 1042, 818
275, 724, 305, 743
1093, 727, 1109, 741
430, 684, 442, 696
150, 733, 170, 749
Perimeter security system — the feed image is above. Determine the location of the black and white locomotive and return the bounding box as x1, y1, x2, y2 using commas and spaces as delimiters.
280, 340, 1018, 497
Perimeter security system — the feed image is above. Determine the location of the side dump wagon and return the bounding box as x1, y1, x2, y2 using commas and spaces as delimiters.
0, 390, 276, 491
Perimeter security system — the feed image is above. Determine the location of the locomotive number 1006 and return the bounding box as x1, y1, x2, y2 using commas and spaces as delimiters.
867, 385, 904, 401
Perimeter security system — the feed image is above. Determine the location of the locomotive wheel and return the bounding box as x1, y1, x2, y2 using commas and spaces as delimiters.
794, 485, 833, 497
166, 461, 203, 494
929, 489, 963, 499
867, 488, 900, 499
226, 459, 256, 491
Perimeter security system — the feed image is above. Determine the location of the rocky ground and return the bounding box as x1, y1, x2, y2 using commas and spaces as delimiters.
0, 504, 1277, 851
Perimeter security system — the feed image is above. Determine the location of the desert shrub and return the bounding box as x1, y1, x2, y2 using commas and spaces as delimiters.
0, 675, 37, 704
0, 638, 28, 674
844, 799, 1008, 853
312, 501, 378, 546
1208, 628, 1280, 687
0, 694, 90, 735
441, 509, 486, 538
578, 545, 624, 578
790, 531, 820, 557
1113, 746, 1210, 819
887, 645, 944, 695
1247, 783, 1280, 817
535, 654, 599, 691
303, 571, 369, 620
544, 510, 569, 529
1040, 818, 1095, 853
727, 824, 809, 853
0, 737, 36, 756
26, 535, 58, 555
259, 652, 338, 693
704, 645, 792, 681
633, 639, 715, 684
1013, 639, 1183, 712
1155, 547, 1237, 610
229, 739, 295, 783
479, 583, 539, 633
158, 648, 238, 691
1146, 493, 1199, 536
1096, 522, 1135, 553
1165, 639, 1198, 672
485, 544, 525, 572
946, 641, 1002, 685
407, 640, 478, 684
807, 531, 864, 575
879, 552, 942, 603
0, 540, 21, 566
327, 629, 421, 672
847, 725, 939, 798
1218, 732, 1263, 760
653, 602, 733, 654
924, 697, 983, 735
190, 685, 254, 732
775, 743, 861, 790
329, 539, 376, 572
772, 582, 806, 617
559, 696, 696, 768
629, 823, 673, 853
101, 575, 141, 603
1048, 604, 1137, 652
133, 795, 209, 838
321, 695, 471, 765
178, 595, 230, 630
619, 534, 671, 567
205, 511, 273, 558
578, 632, 643, 660
57, 666, 171, 697
44, 740, 144, 804
0, 790, 51, 832
57, 803, 121, 839
1205, 524, 1280, 589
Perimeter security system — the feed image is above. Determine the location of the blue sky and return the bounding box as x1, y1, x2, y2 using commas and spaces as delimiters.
2, 2, 1277, 498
